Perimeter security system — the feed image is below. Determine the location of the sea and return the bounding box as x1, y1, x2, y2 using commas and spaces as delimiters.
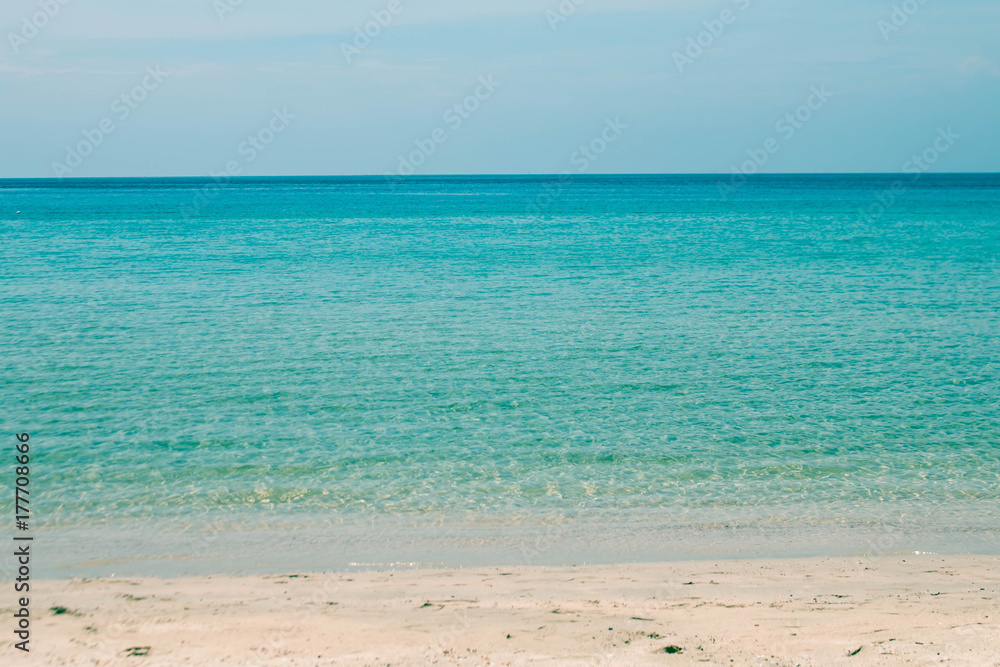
1, 174, 998, 577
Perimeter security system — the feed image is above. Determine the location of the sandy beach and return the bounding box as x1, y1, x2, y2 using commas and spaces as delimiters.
7, 554, 997, 666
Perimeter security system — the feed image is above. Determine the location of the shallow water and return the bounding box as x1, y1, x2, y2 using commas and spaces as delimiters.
2, 175, 998, 576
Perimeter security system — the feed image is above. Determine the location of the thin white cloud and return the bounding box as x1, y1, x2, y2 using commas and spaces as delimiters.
2, 0, 697, 41
960, 56, 1000, 77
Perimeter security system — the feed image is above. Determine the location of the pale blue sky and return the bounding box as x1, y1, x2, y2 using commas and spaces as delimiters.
1, 0, 998, 177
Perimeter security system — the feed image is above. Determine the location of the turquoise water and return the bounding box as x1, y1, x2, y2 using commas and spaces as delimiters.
1, 175, 998, 575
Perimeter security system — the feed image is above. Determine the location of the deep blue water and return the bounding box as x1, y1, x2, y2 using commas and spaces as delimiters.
1, 175, 998, 575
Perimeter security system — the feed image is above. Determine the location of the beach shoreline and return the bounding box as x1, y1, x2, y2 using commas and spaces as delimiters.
9, 554, 997, 665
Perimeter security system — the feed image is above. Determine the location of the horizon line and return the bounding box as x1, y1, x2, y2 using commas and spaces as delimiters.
2, 172, 1000, 183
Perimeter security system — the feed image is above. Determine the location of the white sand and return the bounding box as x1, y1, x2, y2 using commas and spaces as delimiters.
6, 555, 998, 665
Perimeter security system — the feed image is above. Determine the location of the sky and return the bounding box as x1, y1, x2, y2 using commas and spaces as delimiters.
0, 0, 998, 178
